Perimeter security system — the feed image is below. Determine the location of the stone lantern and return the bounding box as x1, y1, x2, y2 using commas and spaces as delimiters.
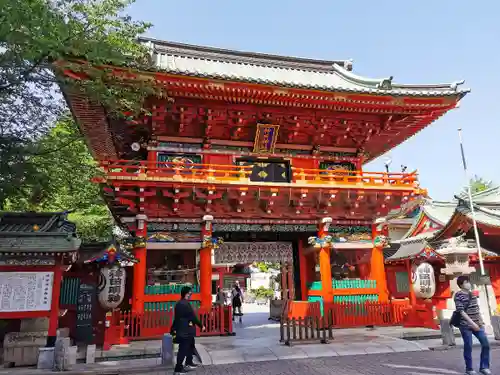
436, 235, 476, 276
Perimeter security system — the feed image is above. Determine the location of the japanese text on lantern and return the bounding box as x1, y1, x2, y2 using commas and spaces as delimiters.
107, 268, 124, 304
419, 263, 432, 295
411, 262, 436, 299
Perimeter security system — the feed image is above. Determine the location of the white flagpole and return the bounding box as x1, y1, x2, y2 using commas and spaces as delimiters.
457, 128, 493, 317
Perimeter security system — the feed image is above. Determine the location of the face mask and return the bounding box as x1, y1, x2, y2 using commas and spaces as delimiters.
462, 282, 472, 290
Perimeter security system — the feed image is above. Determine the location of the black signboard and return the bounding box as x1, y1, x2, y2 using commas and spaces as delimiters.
76, 283, 95, 344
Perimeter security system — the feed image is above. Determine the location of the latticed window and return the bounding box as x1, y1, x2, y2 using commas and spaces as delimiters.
395, 271, 410, 293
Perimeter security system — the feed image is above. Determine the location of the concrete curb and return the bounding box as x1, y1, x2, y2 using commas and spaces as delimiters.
58, 365, 169, 375
0, 364, 170, 375
430, 340, 500, 351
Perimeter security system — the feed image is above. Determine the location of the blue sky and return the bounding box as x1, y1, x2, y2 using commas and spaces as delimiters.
128, 0, 499, 200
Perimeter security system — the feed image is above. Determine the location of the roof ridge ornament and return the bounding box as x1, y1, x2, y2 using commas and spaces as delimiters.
377, 76, 393, 90
450, 80, 465, 91
343, 59, 353, 71
331, 63, 393, 88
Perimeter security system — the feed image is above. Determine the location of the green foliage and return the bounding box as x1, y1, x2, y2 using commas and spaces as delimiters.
4, 115, 113, 242
251, 286, 274, 300
0, 0, 158, 211
254, 262, 281, 272
467, 175, 492, 195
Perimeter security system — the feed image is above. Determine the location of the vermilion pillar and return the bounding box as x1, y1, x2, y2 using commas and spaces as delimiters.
298, 239, 308, 301
200, 215, 214, 310
132, 214, 147, 313
318, 217, 333, 303
47, 263, 62, 347
406, 259, 417, 305
370, 222, 389, 301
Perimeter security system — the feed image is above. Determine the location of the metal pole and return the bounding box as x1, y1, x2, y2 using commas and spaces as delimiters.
457, 128, 493, 318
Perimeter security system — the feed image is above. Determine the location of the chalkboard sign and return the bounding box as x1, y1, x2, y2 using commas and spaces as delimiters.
76, 283, 95, 344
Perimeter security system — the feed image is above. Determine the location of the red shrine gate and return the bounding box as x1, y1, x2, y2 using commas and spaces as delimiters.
58, 38, 469, 345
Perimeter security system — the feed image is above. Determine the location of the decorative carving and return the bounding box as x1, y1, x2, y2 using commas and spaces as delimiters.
133, 236, 147, 248
201, 235, 224, 249
308, 235, 333, 248
0, 257, 55, 266
147, 232, 176, 242
214, 242, 292, 263
84, 243, 138, 266
373, 235, 389, 249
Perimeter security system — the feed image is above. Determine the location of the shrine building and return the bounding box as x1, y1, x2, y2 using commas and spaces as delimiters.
59, 38, 469, 315
384, 187, 500, 329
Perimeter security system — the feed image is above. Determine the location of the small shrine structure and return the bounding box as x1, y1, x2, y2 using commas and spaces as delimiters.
384, 187, 500, 328
0, 212, 80, 347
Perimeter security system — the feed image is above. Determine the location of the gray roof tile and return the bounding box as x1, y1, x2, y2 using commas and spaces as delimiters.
0, 212, 76, 234
0, 212, 80, 253
141, 38, 470, 98
387, 241, 427, 261
0, 235, 81, 253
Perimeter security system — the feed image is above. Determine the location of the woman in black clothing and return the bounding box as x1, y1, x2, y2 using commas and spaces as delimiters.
231, 281, 244, 319
171, 286, 204, 375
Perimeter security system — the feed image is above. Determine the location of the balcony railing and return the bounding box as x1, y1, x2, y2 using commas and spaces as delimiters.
99, 160, 419, 190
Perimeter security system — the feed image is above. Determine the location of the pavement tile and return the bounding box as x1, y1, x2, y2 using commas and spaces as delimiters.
241, 347, 277, 362
295, 343, 338, 357
268, 345, 307, 359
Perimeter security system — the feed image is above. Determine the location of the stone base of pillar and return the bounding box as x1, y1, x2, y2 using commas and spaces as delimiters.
440, 319, 456, 346
492, 315, 500, 341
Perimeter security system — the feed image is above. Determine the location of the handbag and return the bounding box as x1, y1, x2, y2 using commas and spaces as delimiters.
450, 291, 471, 327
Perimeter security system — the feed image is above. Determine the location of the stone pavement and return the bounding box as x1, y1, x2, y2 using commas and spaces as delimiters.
186, 348, 500, 375
195, 303, 432, 364
2, 304, 498, 374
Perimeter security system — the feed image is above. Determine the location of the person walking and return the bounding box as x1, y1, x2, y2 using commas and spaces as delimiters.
171, 286, 204, 375
215, 287, 226, 306
231, 281, 244, 321
454, 275, 491, 375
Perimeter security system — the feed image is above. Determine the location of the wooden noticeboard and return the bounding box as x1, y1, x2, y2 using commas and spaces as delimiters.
75, 283, 95, 344
0, 272, 54, 312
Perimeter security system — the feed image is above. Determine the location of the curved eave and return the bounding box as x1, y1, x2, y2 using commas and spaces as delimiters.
331, 63, 470, 98
160, 67, 470, 99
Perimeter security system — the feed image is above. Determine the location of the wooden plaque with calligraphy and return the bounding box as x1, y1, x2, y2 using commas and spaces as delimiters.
253, 124, 280, 154
76, 283, 96, 344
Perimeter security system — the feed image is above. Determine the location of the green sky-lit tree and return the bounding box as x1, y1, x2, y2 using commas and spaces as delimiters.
0, 0, 160, 238
463, 175, 493, 195
4, 115, 114, 241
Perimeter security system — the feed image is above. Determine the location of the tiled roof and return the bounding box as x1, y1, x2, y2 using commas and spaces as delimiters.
423, 201, 457, 226
141, 38, 470, 98
0, 212, 76, 234
0, 236, 81, 253
394, 186, 500, 246
453, 186, 500, 227
78, 241, 137, 264
387, 240, 427, 261
394, 231, 437, 244
0, 212, 80, 253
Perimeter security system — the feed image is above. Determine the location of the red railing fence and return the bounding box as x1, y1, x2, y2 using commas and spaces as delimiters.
103, 305, 233, 349
324, 300, 409, 328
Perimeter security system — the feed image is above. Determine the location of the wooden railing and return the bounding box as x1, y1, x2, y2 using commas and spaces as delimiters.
279, 300, 409, 345
280, 314, 334, 346
99, 160, 419, 189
